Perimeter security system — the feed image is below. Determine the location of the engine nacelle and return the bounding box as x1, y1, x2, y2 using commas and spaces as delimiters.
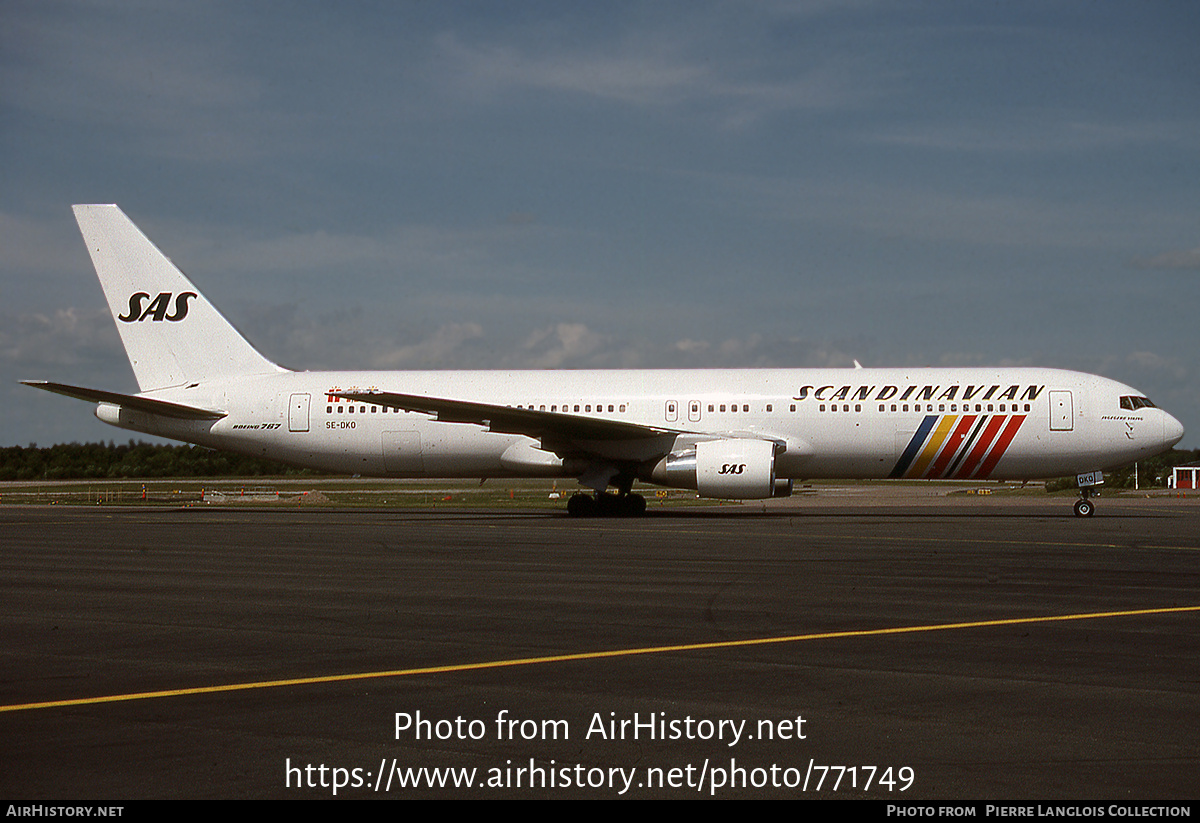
650, 438, 778, 499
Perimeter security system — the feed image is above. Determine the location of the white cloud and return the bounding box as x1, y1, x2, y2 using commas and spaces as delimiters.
436, 33, 707, 107
432, 19, 878, 128
0, 308, 121, 369
1122, 351, 1189, 382
372, 323, 486, 369
197, 223, 529, 280
1133, 247, 1200, 271
865, 118, 1200, 155
519, 323, 608, 368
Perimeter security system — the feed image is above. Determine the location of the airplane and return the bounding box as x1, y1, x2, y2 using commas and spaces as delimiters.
23, 204, 1185, 518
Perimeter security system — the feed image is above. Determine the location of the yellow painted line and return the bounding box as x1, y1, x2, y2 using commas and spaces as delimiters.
3, 604, 1198, 714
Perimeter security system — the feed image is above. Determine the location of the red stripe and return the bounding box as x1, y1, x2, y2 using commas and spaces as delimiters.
926, 415, 977, 478
953, 416, 1007, 479
975, 415, 1027, 479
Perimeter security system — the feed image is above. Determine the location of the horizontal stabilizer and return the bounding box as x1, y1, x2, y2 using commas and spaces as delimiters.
22, 381, 227, 420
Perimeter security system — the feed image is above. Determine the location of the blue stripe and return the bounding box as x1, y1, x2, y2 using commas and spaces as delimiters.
889, 415, 938, 479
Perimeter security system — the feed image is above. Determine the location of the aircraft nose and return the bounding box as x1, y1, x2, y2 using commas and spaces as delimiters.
1163, 411, 1185, 449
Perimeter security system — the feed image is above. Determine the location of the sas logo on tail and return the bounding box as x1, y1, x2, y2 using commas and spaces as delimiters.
118, 292, 197, 322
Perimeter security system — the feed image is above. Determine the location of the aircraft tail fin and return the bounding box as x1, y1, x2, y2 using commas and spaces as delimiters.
72, 204, 285, 391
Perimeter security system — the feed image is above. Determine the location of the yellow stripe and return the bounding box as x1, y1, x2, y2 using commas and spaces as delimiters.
2, 604, 1197, 714
908, 415, 958, 478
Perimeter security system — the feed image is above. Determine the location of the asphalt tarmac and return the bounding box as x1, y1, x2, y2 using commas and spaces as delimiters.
2, 496, 1198, 798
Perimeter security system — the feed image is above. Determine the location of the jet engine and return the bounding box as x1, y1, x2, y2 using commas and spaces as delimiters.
649, 438, 786, 499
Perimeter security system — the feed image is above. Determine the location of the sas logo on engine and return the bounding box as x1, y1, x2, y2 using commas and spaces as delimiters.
118, 292, 197, 322
718, 463, 747, 475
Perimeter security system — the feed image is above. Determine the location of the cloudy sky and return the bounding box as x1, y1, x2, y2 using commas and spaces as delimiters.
2, 1, 1197, 447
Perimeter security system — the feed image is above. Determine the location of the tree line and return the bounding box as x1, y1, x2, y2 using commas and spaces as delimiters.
0, 441, 325, 481
1045, 448, 1199, 491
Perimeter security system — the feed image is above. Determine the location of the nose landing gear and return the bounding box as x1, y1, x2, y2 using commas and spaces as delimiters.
1073, 471, 1102, 517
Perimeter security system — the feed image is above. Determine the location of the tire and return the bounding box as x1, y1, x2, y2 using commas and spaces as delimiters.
622, 493, 647, 517
567, 493, 595, 518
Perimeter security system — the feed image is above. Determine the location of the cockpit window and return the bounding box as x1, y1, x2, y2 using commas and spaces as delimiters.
1119, 396, 1156, 410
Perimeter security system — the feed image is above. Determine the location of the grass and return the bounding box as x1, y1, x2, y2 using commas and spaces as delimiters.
0, 477, 721, 509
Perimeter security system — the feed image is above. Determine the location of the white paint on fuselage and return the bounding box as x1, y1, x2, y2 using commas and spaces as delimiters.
112, 366, 1184, 484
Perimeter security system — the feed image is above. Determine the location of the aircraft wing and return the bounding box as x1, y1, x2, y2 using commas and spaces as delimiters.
22, 381, 228, 420
337, 391, 681, 443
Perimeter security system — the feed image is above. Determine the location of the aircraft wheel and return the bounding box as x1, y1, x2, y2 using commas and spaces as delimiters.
1073, 498, 1094, 518
567, 493, 595, 518
623, 493, 647, 517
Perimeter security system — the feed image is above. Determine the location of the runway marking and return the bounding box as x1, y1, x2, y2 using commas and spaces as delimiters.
3, 604, 1198, 714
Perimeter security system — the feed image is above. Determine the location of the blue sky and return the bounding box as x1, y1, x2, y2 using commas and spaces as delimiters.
2, 1, 1197, 447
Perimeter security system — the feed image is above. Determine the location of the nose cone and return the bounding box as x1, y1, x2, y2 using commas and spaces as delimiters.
1163, 411, 1185, 449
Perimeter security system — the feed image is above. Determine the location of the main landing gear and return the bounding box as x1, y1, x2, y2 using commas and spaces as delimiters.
567, 491, 647, 518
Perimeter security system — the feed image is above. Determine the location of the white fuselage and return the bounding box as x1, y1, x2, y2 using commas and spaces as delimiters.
98, 366, 1184, 485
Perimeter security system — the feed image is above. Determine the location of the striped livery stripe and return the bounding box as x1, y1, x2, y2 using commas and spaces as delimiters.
890, 414, 1028, 480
